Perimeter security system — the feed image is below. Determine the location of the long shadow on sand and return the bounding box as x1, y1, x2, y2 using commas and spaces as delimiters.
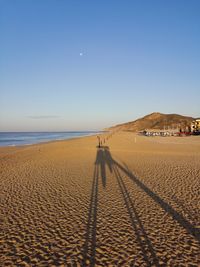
103, 147, 159, 266
82, 147, 108, 266
82, 146, 200, 266
105, 147, 200, 244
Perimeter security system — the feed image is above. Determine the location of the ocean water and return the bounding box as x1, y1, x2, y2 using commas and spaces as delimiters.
0, 132, 98, 147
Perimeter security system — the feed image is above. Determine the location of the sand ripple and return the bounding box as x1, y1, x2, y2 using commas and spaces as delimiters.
0, 134, 200, 266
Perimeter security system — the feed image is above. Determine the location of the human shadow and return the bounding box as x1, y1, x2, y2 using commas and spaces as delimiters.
82, 147, 109, 266
82, 163, 99, 266
95, 147, 106, 188
93, 145, 113, 188
83, 147, 200, 266
105, 147, 200, 253
103, 147, 159, 266
83, 146, 159, 266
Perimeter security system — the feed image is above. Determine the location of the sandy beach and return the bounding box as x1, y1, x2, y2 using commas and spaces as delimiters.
0, 132, 200, 266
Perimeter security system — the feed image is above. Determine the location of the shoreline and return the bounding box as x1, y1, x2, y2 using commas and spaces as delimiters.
0, 131, 199, 153
0, 131, 104, 148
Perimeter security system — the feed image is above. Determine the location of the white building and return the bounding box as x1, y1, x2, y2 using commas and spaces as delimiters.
191, 119, 200, 133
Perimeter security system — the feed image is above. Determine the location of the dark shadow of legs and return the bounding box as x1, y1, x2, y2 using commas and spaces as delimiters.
114, 161, 200, 243
113, 165, 160, 266
82, 165, 99, 266
95, 148, 106, 188
100, 159, 106, 188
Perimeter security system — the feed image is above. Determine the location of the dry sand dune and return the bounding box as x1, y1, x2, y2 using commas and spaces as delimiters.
0, 132, 200, 266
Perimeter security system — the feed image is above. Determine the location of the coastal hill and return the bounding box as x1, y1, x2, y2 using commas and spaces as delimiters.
108, 112, 194, 132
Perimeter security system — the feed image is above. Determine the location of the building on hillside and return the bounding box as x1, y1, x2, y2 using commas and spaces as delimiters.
191, 119, 200, 134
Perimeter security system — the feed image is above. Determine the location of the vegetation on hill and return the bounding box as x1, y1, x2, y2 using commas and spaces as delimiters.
108, 112, 194, 132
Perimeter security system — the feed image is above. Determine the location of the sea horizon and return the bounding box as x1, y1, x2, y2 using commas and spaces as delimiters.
0, 131, 101, 147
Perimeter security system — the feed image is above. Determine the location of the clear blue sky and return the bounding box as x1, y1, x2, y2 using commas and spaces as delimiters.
1, 0, 200, 131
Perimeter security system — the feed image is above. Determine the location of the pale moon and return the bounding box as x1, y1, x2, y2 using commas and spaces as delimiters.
79, 52, 83, 56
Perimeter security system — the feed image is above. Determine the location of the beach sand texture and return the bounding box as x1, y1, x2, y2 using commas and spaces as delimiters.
0, 132, 200, 266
